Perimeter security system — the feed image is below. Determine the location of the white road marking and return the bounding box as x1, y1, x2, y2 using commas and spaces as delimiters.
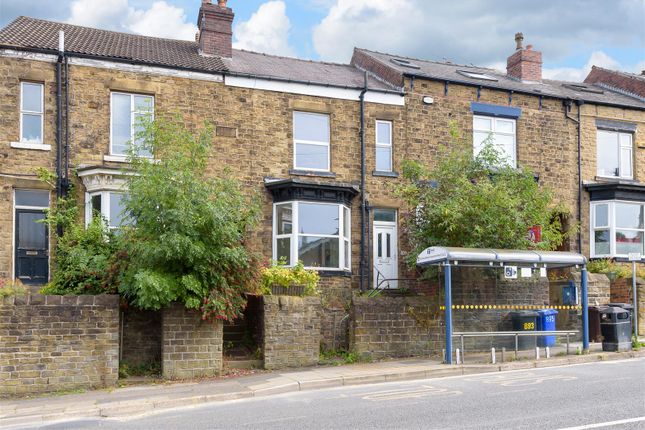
467, 372, 577, 386
361, 385, 461, 401
556, 416, 645, 430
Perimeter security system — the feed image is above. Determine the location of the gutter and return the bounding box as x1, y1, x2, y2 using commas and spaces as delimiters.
359, 72, 368, 292
400, 72, 645, 111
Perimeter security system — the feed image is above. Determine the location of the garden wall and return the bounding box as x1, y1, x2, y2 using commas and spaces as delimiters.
350, 296, 443, 360
0, 294, 119, 398
263, 295, 322, 369
161, 303, 223, 379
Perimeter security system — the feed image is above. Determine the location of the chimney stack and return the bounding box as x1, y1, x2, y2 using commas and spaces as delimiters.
197, 0, 234, 58
506, 32, 542, 82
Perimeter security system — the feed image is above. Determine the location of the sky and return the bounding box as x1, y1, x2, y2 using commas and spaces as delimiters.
0, 0, 643, 82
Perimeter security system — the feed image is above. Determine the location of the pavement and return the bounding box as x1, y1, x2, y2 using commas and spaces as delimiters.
1, 346, 645, 429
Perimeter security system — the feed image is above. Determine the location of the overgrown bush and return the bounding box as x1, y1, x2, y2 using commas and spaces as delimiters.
396, 123, 572, 266
0, 278, 28, 297
38, 170, 119, 295
260, 260, 320, 296
587, 259, 633, 280
118, 116, 260, 321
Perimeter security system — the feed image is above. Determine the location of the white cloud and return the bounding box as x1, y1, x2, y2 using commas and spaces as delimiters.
67, 0, 197, 40
233, 1, 295, 57
542, 51, 645, 82
313, 0, 644, 68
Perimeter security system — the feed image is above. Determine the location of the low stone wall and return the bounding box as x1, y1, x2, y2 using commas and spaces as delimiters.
121, 308, 162, 368
161, 304, 223, 379
0, 294, 119, 398
610, 277, 633, 304
350, 296, 442, 360
263, 296, 322, 370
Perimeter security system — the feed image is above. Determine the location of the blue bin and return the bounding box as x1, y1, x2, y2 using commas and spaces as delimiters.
536, 309, 558, 347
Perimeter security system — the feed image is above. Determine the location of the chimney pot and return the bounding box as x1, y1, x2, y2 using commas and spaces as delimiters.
515, 32, 524, 50
526, 44, 533, 51
218, 0, 227, 7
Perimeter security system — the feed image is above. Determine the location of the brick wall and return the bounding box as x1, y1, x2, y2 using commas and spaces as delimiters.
0, 294, 119, 398
263, 295, 322, 370
350, 296, 443, 360
121, 308, 162, 368
161, 303, 223, 379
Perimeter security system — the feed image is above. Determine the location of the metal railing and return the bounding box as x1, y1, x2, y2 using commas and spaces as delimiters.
452, 330, 579, 363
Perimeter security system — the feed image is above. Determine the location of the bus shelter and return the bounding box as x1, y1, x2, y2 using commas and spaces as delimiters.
416, 247, 589, 364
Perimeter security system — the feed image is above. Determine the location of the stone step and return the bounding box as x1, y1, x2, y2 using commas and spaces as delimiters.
224, 359, 263, 370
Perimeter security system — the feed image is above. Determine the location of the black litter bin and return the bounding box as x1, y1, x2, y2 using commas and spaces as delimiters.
510, 311, 539, 350
588, 306, 607, 343
608, 303, 634, 334
600, 307, 632, 352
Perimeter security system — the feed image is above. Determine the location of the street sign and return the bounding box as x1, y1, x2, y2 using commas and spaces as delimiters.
520, 267, 532, 278
504, 266, 518, 279
628, 252, 641, 261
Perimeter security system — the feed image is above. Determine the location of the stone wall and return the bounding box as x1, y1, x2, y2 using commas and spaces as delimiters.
161, 304, 223, 379
638, 281, 645, 335
0, 294, 119, 398
610, 277, 633, 304
350, 296, 443, 360
263, 296, 322, 370
121, 308, 162, 368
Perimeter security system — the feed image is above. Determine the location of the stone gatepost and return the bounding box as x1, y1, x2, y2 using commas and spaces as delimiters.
263, 296, 322, 370
161, 303, 223, 379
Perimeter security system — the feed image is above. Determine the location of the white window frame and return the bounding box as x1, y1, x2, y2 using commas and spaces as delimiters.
375, 120, 393, 172
293, 111, 330, 172
591, 200, 645, 258
109, 92, 154, 157
596, 130, 633, 179
473, 115, 516, 167
20, 82, 44, 144
272, 201, 350, 271
85, 191, 127, 230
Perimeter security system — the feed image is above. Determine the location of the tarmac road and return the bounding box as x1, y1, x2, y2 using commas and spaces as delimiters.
35, 358, 645, 430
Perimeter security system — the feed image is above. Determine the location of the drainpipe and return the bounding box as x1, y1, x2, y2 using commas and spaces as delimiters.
63, 54, 70, 196
359, 72, 368, 292
564, 99, 583, 253
56, 30, 64, 198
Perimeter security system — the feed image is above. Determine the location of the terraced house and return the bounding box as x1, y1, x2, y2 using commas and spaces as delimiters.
1, 0, 644, 349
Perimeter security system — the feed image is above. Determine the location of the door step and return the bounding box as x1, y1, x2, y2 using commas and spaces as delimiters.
224, 359, 264, 370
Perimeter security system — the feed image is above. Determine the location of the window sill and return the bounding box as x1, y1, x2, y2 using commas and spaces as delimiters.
289, 169, 336, 178
10, 142, 51, 151
594, 175, 635, 183
103, 155, 129, 163
372, 170, 399, 178
317, 269, 352, 277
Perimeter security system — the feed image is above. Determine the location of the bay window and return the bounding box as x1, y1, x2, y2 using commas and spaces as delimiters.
273, 201, 350, 270
591, 201, 644, 258
86, 191, 130, 230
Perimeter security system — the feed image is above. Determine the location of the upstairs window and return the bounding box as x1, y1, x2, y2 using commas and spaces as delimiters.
20, 82, 44, 143
293, 111, 330, 171
273, 201, 350, 270
111, 92, 154, 157
473, 115, 516, 167
597, 130, 633, 179
375, 120, 393, 172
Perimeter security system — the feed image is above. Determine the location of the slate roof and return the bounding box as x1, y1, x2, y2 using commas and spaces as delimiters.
225, 49, 398, 91
0, 16, 398, 92
354, 48, 645, 110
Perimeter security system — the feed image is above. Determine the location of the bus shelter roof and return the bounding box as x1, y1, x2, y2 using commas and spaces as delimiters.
416, 246, 586, 269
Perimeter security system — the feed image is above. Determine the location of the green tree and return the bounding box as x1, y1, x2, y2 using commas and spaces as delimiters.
119, 117, 260, 321
397, 123, 571, 265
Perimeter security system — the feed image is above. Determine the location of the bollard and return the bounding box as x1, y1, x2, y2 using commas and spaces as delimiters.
535, 347, 540, 360
456, 348, 461, 365
546, 347, 550, 359
491, 347, 496, 364
501, 347, 506, 363
442, 349, 446, 364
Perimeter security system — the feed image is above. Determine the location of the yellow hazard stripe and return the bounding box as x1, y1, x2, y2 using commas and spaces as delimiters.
439, 305, 583, 311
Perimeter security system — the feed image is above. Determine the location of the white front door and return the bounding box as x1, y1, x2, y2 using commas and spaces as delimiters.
373, 216, 398, 289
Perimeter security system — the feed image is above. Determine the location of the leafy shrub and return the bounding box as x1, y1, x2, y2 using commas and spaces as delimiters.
118, 117, 260, 321
587, 259, 632, 280
260, 260, 320, 296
